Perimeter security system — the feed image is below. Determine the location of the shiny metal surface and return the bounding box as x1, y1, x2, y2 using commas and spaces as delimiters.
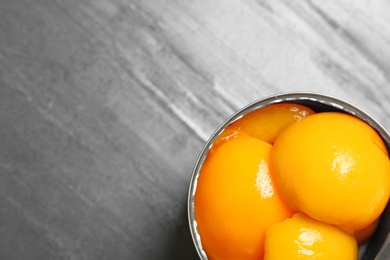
188, 92, 390, 260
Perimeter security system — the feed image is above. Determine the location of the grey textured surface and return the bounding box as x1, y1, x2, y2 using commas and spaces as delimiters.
1, 0, 390, 259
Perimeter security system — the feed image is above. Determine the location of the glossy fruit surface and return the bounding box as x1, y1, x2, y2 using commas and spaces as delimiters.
271, 112, 390, 234
264, 212, 358, 259
194, 135, 294, 259
209, 125, 248, 154
227, 103, 315, 144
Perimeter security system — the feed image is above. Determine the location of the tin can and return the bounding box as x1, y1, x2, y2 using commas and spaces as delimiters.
188, 92, 390, 260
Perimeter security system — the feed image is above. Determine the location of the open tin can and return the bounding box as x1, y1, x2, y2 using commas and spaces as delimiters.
188, 92, 390, 259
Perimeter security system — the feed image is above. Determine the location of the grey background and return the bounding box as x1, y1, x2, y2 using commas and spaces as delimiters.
1, 0, 390, 259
